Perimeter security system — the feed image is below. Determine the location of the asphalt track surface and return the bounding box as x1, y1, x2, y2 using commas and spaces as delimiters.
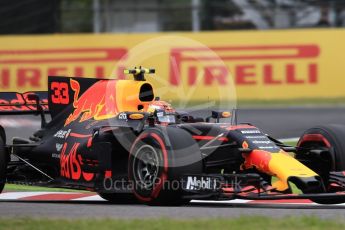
1, 107, 345, 219
1, 200, 345, 219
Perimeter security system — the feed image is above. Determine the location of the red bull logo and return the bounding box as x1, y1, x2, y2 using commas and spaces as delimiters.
64, 79, 119, 126
242, 150, 272, 173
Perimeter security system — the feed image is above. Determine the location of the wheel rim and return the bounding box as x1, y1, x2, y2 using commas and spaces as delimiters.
133, 145, 160, 189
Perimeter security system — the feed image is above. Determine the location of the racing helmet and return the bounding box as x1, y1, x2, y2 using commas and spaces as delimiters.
147, 99, 176, 123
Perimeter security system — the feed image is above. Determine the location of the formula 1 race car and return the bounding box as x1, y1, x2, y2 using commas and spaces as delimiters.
1, 67, 345, 205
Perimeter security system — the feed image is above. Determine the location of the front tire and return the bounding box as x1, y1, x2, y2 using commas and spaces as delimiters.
129, 127, 203, 206
297, 124, 345, 204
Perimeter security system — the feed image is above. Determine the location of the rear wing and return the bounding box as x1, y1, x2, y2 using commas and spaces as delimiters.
0, 91, 49, 115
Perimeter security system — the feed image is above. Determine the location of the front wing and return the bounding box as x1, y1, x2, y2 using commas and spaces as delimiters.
180, 172, 345, 201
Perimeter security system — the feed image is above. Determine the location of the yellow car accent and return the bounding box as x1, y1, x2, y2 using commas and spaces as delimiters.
222, 111, 231, 118
116, 80, 154, 113
269, 152, 318, 191
129, 113, 145, 120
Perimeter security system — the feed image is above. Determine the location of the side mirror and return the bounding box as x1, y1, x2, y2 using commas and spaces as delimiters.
212, 111, 231, 119
206, 111, 231, 123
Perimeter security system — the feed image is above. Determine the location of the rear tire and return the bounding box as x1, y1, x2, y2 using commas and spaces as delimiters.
97, 192, 138, 204
129, 127, 203, 206
297, 124, 345, 204
0, 137, 7, 194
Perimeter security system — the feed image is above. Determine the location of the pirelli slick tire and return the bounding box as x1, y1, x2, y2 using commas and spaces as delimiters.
97, 192, 138, 204
297, 124, 345, 204
0, 137, 7, 194
129, 127, 203, 206
298, 124, 345, 171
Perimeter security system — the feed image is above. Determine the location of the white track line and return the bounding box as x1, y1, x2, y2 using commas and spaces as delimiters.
191, 199, 250, 204
73, 195, 105, 201
0, 192, 52, 200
